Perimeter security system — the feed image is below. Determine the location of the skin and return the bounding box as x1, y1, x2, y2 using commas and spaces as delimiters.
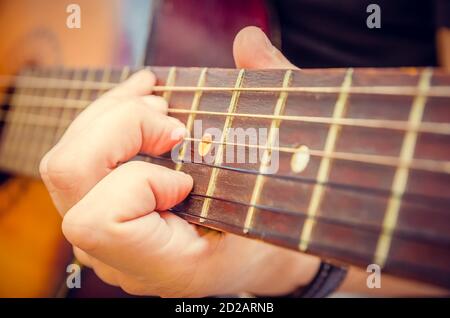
40, 26, 448, 297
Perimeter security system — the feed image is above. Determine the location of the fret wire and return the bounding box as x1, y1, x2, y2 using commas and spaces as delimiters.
163, 67, 177, 102
54, 70, 83, 140
374, 68, 433, 268
177, 192, 450, 245
1, 109, 449, 175
150, 154, 450, 210
22, 68, 62, 174
45, 69, 74, 161
4, 69, 41, 170
169, 109, 450, 135
1, 92, 449, 135
299, 68, 354, 252
1, 73, 450, 97
244, 70, 293, 233
21, 69, 54, 173
33, 69, 76, 172
172, 210, 450, 271
119, 66, 131, 84
2, 74, 28, 167
182, 137, 450, 174
175, 67, 208, 171
0, 80, 17, 165
200, 69, 245, 222
0, 71, 30, 167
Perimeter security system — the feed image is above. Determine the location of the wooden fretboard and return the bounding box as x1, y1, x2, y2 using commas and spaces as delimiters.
0, 66, 449, 289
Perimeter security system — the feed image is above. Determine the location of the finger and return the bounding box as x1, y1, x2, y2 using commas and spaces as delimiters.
59, 95, 169, 144
233, 26, 297, 69
61, 161, 202, 273
73, 246, 121, 286
105, 68, 156, 97
90, 258, 122, 287
73, 246, 93, 267
54, 69, 162, 146
40, 100, 186, 215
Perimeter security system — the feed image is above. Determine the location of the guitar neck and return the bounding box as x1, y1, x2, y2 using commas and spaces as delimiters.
1, 66, 449, 289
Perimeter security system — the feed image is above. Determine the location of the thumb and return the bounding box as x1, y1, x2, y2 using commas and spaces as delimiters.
233, 26, 297, 69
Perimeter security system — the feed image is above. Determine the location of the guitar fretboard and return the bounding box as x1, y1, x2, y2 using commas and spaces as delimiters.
0, 66, 449, 289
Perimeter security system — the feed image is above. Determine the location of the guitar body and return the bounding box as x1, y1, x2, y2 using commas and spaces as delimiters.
0, 0, 271, 297
0, 0, 139, 297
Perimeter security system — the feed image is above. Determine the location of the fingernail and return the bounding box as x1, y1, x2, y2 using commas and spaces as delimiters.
171, 125, 188, 141
129, 68, 155, 84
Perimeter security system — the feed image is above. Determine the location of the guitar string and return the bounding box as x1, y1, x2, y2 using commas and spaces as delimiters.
1, 73, 450, 97
181, 137, 450, 174
2, 102, 448, 217
0, 72, 446, 278
1, 109, 449, 246
1, 92, 450, 135
2, 107, 448, 239
0, 107, 449, 175
1, 112, 446, 216
1, 72, 449, 200
172, 209, 450, 273
145, 153, 450, 210
185, 192, 450, 244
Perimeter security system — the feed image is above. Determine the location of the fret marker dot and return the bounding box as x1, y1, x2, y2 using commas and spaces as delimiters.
291, 145, 310, 173
198, 133, 213, 157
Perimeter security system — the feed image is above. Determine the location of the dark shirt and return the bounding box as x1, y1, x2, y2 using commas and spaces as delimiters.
274, 0, 450, 68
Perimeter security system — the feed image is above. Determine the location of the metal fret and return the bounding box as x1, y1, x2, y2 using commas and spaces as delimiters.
374, 68, 433, 267
30, 69, 74, 173
163, 67, 177, 102
299, 68, 354, 251
0, 70, 32, 167
53, 69, 83, 139
21, 68, 61, 174
52, 68, 95, 146
119, 66, 131, 83
175, 67, 208, 171
5, 69, 45, 171
200, 69, 245, 222
243, 70, 293, 233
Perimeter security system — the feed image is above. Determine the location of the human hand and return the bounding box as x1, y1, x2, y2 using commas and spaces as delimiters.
40, 26, 319, 297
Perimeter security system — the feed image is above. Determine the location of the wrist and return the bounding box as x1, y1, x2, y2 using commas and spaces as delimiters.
245, 246, 321, 296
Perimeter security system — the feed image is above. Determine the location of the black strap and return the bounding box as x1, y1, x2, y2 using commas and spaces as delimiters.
286, 261, 348, 298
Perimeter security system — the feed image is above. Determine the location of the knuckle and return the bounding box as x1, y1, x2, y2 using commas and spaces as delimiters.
121, 97, 145, 111
40, 147, 78, 190
106, 99, 143, 125
39, 151, 51, 182
114, 161, 157, 208
62, 208, 99, 253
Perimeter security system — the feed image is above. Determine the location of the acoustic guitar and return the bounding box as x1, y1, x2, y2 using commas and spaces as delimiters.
0, 0, 449, 297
